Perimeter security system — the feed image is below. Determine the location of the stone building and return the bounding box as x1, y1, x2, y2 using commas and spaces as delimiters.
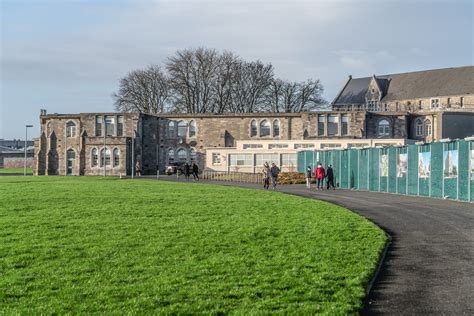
34, 66, 474, 176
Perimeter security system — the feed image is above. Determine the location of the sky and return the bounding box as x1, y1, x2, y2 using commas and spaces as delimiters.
1, 0, 473, 139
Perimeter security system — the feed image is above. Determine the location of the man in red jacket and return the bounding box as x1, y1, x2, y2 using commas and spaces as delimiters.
314, 163, 326, 190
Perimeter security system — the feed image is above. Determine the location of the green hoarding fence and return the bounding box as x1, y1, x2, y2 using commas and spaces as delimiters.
297, 139, 474, 203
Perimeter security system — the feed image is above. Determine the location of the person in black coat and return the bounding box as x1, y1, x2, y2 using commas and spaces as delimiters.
192, 162, 199, 181
184, 163, 191, 181
326, 164, 335, 190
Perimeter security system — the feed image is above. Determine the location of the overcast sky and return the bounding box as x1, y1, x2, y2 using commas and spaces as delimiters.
1, 0, 473, 139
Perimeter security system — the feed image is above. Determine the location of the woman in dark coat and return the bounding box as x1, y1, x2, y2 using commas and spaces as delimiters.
192, 162, 199, 181
184, 163, 191, 181
326, 164, 335, 190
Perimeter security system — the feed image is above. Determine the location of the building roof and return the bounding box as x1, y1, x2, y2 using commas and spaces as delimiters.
332, 66, 474, 106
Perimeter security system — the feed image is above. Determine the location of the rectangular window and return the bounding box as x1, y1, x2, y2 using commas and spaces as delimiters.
268, 144, 288, 149
255, 154, 279, 167
95, 116, 102, 137
430, 98, 440, 109
281, 153, 297, 166
318, 115, 325, 136
230, 154, 253, 166
105, 116, 115, 136
212, 153, 221, 164
294, 143, 315, 149
117, 116, 124, 136
460, 97, 464, 108
341, 114, 349, 135
243, 144, 263, 149
348, 143, 366, 148
327, 115, 338, 136
320, 143, 342, 149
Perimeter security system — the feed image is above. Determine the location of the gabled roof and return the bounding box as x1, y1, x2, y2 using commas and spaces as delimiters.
332, 66, 474, 106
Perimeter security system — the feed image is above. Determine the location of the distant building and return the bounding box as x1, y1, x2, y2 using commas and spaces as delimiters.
0, 139, 34, 149
0, 146, 34, 169
33, 66, 474, 176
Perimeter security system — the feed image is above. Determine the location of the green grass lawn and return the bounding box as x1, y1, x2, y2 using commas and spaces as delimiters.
0, 177, 387, 314
0, 168, 32, 174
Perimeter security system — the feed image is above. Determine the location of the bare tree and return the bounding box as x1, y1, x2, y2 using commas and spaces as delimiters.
166, 47, 220, 113
296, 79, 326, 112
211, 51, 239, 113
230, 60, 274, 113
264, 78, 284, 112
113, 65, 169, 113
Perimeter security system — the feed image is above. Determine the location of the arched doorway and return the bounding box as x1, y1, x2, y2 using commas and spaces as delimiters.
66, 149, 76, 175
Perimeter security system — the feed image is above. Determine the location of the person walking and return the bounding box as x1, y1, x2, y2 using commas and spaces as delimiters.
314, 163, 325, 190
305, 165, 312, 189
184, 163, 191, 181
262, 162, 270, 190
326, 164, 335, 190
192, 162, 199, 181
135, 159, 141, 177
270, 163, 280, 190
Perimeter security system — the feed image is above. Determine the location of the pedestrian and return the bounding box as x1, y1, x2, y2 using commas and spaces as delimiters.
192, 162, 199, 181
135, 159, 141, 177
314, 163, 325, 190
184, 163, 191, 181
262, 162, 270, 190
270, 162, 280, 190
326, 164, 335, 190
305, 165, 312, 189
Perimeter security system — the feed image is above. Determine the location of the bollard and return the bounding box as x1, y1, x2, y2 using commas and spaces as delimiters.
157, 170, 159, 180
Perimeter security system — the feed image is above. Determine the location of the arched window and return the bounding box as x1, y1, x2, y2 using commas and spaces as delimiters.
100, 148, 111, 166
177, 121, 187, 138
91, 148, 98, 167
66, 149, 75, 175
189, 148, 197, 162
168, 121, 176, 137
273, 120, 280, 137
424, 119, 432, 136
260, 120, 270, 137
66, 121, 76, 137
378, 119, 390, 137
415, 119, 424, 137
250, 120, 257, 137
113, 148, 120, 167
189, 120, 196, 138
168, 148, 175, 164
177, 148, 187, 163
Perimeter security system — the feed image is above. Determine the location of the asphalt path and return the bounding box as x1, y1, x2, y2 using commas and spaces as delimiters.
156, 177, 474, 315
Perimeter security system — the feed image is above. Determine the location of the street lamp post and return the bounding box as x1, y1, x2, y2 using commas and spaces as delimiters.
24, 125, 33, 176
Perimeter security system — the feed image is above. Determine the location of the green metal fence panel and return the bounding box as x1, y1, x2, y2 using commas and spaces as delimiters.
431, 142, 444, 199
388, 147, 397, 193
368, 148, 379, 191
379, 148, 389, 192
359, 149, 369, 190
469, 141, 474, 202
340, 150, 349, 189
407, 145, 418, 195
418, 144, 431, 197
396, 147, 408, 195
349, 149, 359, 189
457, 140, 470, 202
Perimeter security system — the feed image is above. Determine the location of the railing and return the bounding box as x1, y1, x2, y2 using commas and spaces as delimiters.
201, 170, 263, 184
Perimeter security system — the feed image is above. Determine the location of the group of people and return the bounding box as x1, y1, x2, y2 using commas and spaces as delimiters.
305, 163, 335, 190
261, 162, 281, 190
183, 162, 200, 181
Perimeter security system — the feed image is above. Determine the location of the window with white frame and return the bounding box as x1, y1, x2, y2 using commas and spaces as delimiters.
176, 148, 187, 162
415, 119, 424, 137
294, 143, 315, 149
168, 148, 175, 163
424, 119, 432, 136
66, 121, 76, 137
243, 144, 263, 149
327, 115, 338, 136
268, 144, 288, 149
95, 116, 102, 136
189, 120, 196, 137
113, 148, 120, 167
117, 116, 124, 136
100, 148, 111, 166
177, 121, 187, 138
189, 148, 197, 162
430, 98, 440, 109
230, 154, 253, 166
273, 120, 280, 137
341, 114, 349, 135
250, 120, 257, 137
168, 121, 176, 138
212, 153, 221, 164
281, 153, 297, 167
91, 148, 98, 167
320, 143, 342, 149
378, 119, 390, 137
318, 115, 325, 136
260, 120, 270, 137
255, 154, 279, 167
105, 116, 114, 136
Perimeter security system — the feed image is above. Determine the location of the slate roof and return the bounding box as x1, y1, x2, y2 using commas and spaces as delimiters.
332, 66, 474, 106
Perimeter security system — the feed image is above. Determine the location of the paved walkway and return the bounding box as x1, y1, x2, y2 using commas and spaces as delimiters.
152, 177, 474, 314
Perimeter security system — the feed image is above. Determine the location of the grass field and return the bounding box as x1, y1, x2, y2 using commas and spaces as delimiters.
0, 177, 387, 314
0, 168, 32, 174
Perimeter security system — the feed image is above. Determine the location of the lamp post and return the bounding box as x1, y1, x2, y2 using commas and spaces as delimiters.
131, 118, 137, 179
24, 125, 33, 176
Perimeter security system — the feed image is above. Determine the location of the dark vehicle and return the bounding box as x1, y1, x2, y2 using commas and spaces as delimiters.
165, 162, 184, 175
